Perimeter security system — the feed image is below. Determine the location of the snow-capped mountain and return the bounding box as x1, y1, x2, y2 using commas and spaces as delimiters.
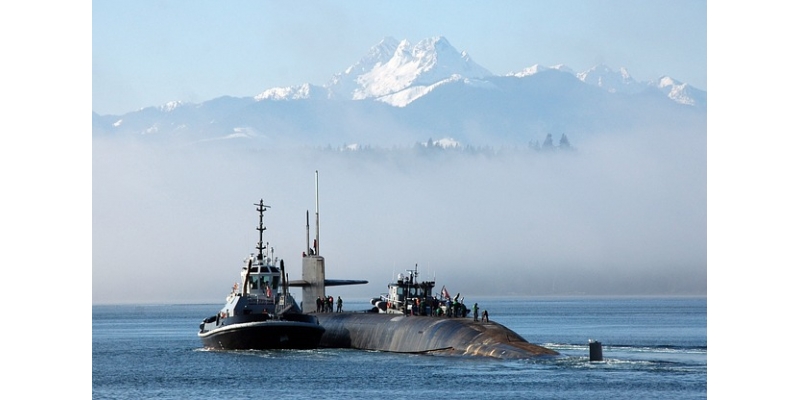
577, 64, 645, 94
509, 64, 575, 78
251, 36, 496, 106
338, 36, 492, 101
510, 62, 706, 108
254, 83, 322, 101
653, 76, 707, 107
93, 36, 706, 146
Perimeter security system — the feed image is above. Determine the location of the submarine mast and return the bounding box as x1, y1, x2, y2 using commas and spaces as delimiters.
293, 170, 368, 312
301, 171, 326, 313
315, 170, 320, 256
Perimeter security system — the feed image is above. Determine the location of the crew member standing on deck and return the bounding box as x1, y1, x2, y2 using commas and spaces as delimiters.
473, 303, 479, 321
336, 296, 343, 312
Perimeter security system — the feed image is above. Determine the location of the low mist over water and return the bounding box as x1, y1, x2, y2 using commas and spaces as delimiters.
93, 125, 705, 304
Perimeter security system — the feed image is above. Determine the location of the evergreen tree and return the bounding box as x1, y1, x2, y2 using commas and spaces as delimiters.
559, 134, 572, 150
542, 133, 554, 151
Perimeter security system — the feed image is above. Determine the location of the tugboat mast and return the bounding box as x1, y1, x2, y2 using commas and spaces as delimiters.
254, 199, 270, 261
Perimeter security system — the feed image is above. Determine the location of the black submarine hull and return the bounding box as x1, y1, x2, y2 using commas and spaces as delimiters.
315, 313, 558, 359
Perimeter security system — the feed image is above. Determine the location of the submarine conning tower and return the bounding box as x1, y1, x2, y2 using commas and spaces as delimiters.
302, 255, 325, 313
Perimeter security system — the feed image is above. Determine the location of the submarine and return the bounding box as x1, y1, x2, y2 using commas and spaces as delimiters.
288, 171, 558, 359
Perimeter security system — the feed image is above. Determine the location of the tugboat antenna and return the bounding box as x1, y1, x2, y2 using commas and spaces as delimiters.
254, 199, 270, 260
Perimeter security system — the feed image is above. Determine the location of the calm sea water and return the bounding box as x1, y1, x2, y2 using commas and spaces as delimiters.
92, 296, 706, 399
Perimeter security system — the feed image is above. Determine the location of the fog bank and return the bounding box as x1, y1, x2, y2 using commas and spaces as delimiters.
93, 128, 706, 304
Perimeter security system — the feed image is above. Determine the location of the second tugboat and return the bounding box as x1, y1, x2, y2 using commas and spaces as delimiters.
370, 264, 469, 318
198, 200, 325, 350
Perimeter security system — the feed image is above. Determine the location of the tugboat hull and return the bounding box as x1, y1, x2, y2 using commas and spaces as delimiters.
199, 320, 325, 350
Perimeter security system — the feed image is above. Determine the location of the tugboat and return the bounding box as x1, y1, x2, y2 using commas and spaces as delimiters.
198, 200, 325, 350
369, 264, 470, 318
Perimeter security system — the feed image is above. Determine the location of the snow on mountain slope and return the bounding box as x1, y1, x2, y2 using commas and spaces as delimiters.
513, 62, 704, 108
654, 76, 706, 107
375, 75, 499, 107
324, 36, 400, 100
322, 36, 493, 103
254, 83, 323, 101
576, 64, 645, 94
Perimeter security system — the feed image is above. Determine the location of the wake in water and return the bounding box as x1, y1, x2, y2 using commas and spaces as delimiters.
535, 342, 707, 372
546, 342, 706, 353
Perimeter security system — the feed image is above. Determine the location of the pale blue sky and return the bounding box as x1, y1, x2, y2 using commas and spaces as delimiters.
92, 0, 707, 115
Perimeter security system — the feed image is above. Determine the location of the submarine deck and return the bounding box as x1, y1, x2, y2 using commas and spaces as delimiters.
315, 312, 558, 359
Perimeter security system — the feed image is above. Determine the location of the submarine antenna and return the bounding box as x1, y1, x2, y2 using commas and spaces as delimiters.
315, 170, 320, 256
306, 211, 310, 256
254, 199, 270, 260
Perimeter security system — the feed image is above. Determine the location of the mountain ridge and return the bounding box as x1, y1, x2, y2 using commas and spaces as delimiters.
241, 36, 704, 109
93, 36, 706, 147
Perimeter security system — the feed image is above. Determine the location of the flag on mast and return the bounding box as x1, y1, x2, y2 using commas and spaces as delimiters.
441, 286, 450, 299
